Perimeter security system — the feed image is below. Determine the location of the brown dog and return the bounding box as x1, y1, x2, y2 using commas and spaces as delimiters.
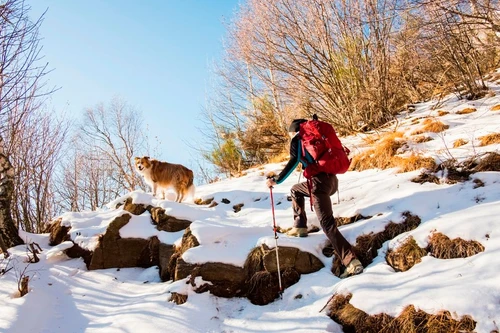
134, 156, 195, 202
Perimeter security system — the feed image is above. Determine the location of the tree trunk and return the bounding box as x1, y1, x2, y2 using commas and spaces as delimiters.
0, 139, 24, 250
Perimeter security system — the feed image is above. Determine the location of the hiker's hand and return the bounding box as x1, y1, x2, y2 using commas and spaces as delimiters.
266, 177, 277, 188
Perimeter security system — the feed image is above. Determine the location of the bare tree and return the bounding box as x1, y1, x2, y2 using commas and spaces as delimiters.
0, 137, 23, 249
57, 98, 150, 211
5, 107, 67, 233
0, 0, 55, 247
80, 98, 148, 191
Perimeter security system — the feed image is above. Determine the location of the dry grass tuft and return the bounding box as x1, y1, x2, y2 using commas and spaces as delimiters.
328, 294, 476, 333
437, 110, 449, 116
412, 119, 449, 135
473, 152, 500, 172
243, 247, 264, 280
411, 171, 440, 184
412, 135, 433, 143
478, 133, 500, 146
456, 107, 477, 115
491, 104, 500, 111
194, 197, 214, 205
336, 214, 372, 227
169, 292, 188, 305
427, 232, 485, 259
351, 133, 435, 173
340, 212, 421, 272
386, 236, 427, 272
350, 132, 405, 171
391, 155, 436, 173
453, 138, 468, 148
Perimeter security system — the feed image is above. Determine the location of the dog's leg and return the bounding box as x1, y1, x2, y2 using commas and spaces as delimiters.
152, 183, 158, 198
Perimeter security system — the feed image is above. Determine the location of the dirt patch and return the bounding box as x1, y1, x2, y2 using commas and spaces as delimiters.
437, 110, 449, 116
233, 203, 244, 213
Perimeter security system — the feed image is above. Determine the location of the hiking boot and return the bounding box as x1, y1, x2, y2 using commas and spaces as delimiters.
339, 259, 363, 278
286, 227, 308, 237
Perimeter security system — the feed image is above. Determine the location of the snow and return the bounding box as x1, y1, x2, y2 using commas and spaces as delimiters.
1, 83, 500, 332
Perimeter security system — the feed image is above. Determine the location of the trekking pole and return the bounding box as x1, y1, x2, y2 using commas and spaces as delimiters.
269, 184, 283, 297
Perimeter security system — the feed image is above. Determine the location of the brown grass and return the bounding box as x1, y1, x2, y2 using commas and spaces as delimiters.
453, 138, 468, 148
412, 135, 433, 143
412, 119, 449, 135
456, 107, 477, 115
412, 171, 440, 184
169, 292, 188, 305
491, 104, 500, 111
328, 294, 476, 333
427, 232, 484, 259
391, 155, 437, 173
350, 133, 405, 171
268, 151, 290, 163
332, 212, 421, 275
437, 110, 449, 116
351, 133, 434, 173
386, 236, 427, 272
243, 247, 264, 280
194, 197, 214, 205
336, 214, 372, 227
473, 152, 500, 172
478, 133, 500, 146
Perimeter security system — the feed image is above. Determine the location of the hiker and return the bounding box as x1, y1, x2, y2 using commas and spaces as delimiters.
266, 118, 363, 278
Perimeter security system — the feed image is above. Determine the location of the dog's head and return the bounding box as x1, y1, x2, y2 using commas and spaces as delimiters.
134, 156, 152, 173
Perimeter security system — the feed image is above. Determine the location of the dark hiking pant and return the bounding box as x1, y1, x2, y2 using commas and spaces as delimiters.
290, 172, 355, 267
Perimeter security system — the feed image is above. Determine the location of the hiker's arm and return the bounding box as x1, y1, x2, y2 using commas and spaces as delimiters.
275, 137, 300, 184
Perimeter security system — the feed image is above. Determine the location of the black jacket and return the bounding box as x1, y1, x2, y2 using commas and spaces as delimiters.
275, 134, 312, 184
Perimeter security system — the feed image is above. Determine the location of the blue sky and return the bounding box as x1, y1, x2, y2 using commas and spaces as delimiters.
29, 0, 241, 170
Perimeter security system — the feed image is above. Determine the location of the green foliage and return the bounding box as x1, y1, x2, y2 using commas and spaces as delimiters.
205, 137, 246, 177
239, 96, 288, 165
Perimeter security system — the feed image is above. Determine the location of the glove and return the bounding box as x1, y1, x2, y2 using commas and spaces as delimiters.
266, 176, 277, 188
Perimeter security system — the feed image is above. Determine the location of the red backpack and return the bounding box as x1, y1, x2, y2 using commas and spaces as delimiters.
299, 115, 351, 179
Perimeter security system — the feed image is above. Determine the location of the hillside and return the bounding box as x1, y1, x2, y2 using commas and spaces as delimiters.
1, 73, 500, 332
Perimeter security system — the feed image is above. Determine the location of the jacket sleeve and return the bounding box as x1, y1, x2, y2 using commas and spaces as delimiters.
275, 136, 301, 184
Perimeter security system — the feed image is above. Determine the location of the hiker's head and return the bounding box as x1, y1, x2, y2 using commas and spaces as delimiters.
288, 119, 307, 133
